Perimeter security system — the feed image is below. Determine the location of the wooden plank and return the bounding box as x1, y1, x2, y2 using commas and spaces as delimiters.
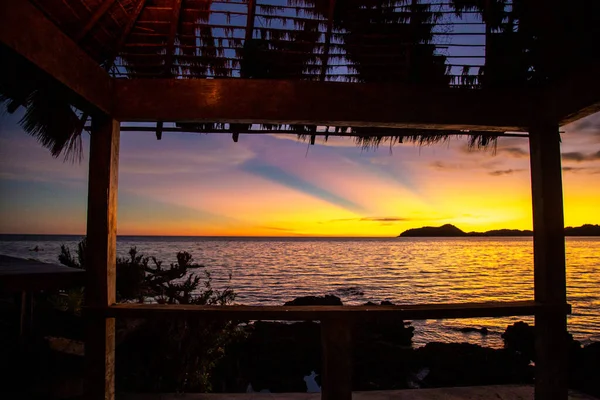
118, 126, 529, 138
75, 0, 119, 42
319, 0, 336, 81
528, 121, 568, 400
244, 0, 256, 43
113, 79, 533, 131
85, 318, 116, 400
105, 0, 147, 71
321, 318, 352, 400
85, 114, 120, 400
164, 0, 183, 76
86, 300, 566, 321
0, 0, 112, 114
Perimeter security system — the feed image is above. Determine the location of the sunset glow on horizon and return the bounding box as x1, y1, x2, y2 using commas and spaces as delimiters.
1, 111, 599, 237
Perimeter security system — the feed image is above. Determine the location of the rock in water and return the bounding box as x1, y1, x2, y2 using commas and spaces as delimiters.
284, 295, 343, 306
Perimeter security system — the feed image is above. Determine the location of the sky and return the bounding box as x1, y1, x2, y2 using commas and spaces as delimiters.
1, 109, 599, 237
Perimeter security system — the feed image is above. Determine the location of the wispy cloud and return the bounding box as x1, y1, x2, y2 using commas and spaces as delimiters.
562, 151, 600, 162
563, 166, 600, 174
327, 215, 449, 223
489, 169, 525, 176
497, 147, 529, 158
429, 161, 462, 171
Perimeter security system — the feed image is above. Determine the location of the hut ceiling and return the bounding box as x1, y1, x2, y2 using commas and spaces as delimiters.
6, 0, 600, 147
30, 0, 600, 87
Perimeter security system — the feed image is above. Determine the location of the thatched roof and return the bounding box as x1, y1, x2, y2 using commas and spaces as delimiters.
27, 0, 599, 83
3, 0, 600, 156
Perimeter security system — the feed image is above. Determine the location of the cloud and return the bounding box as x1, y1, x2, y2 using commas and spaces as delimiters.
497, 147, 529, 158
562, 150, 600, 162
240, 159, 366, 213
360, 217, 409, 222
489, 169, 525, 176
429, 161, 462, 171
562, 166, 600, 174
327, 215, 449, 223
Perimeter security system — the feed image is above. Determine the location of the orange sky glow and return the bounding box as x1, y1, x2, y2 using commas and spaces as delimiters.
1, 111, 599, 237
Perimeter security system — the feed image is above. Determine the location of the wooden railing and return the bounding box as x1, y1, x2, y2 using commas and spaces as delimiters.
87, 300, 570, 400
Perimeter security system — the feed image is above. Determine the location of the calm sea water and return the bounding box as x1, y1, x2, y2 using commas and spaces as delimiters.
1, 235, 598, 348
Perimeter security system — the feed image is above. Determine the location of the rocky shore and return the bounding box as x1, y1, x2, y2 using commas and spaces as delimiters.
210, 296, 599, 396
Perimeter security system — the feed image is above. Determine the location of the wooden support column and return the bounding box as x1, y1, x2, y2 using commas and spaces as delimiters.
529, 121, 568, 400
85, 114, 120, 400
321, 318, 352, 400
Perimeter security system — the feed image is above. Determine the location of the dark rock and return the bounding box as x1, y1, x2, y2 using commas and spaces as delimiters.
415, 342, 532, 388
502, 321, 535, 359
284, 295, 343, 306
570, 342, 600, 397
230, 321, 322, 393
356, 300, 414, 348
502, 321, 578, 362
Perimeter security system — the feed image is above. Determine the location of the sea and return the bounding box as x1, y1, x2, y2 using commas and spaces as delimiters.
1, 235, 598, 348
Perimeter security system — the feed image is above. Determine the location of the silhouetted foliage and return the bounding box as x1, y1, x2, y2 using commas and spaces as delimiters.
55, 238, 240, 392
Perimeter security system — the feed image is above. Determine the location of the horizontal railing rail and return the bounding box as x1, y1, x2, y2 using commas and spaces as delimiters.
87, 300, 570, 321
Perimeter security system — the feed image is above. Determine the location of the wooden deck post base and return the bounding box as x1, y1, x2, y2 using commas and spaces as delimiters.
321, 318, 352, 400
529, 122, 568, 400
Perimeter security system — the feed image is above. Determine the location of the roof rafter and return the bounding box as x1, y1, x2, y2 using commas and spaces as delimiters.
106, 0, 147, 71
75, 0, 119, 42
158, 0, 183, 140
315, 0, 337, 144
244, 0, 257, 44
164, 0, 183, 77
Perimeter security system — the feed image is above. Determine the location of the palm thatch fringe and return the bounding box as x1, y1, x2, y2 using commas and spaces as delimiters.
0, 45, 86, 162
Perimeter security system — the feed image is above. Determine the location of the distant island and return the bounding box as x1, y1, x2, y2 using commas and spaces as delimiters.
399, 224, 600, 237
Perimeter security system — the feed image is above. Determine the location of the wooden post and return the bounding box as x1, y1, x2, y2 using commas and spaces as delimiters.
529, 121, 568, 400
85, 114, 119, 400
321, 318, 352, 400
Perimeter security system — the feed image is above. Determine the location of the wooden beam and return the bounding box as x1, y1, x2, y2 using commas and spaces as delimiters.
86, 300, 566, 321
319, 0, 336, 81
164, 0, 182, 76
556, 61, 600, 126
528, 121, 568, 400
321, 318, 352, 400
85, 114, 120, 400
75, 0, 119, 42
0, 0, 112, 114
244, 0, 257, 43
106, 0, 147, 71
113, 79, 534, 131
117, 126, 529, 137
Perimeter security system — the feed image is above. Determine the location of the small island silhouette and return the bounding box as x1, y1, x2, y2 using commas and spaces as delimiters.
399, 224, 600, 237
